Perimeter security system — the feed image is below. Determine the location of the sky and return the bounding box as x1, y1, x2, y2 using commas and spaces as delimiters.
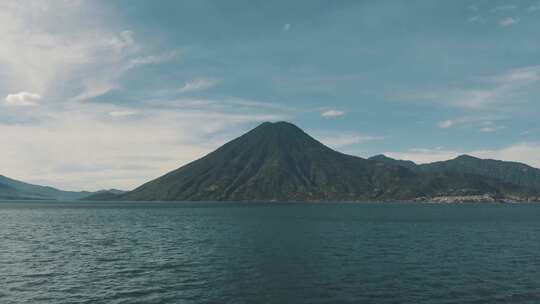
2, 0, 540, 191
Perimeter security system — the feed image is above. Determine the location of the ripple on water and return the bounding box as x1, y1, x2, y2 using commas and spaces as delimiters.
2, 202, 540, 303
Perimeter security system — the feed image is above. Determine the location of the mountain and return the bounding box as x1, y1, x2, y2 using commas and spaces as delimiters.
369, 154, 540, 191
0, 175, 92, 200
0, 182, 31, 200
80, 189, 126, 201
369, 154, 418, 170
120, 122, 539, 202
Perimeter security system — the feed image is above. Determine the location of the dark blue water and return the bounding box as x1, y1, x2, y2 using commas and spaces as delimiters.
2, 202, 540, 303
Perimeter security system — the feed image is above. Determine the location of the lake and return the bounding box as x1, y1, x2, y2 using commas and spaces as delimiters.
2, 201, 540, 303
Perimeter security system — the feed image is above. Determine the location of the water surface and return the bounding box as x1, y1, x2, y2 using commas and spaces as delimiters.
2, 201, 540, 303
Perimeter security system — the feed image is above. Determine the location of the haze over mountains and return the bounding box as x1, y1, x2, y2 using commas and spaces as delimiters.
0, 175, 93, 200
0, 175, 122, 201
2, 122, 540, 202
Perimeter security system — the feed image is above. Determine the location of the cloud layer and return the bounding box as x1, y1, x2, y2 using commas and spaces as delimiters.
0, 1, 289, 191
1, 1, 540, 191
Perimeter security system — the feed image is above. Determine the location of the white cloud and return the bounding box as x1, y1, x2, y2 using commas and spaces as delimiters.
0, 102, 288, 191
283, 23, 291, 32
177, 79, 218, 93
109, 110, 137, 117
385, 143, 540, 169
321, 109, 345, 118
0, 2, 179, 104
0, 2, 112, 96
5, 92, 41, 106
318, 133, 381, 149
499, 17, 519, 27
437, 120, 454, 128
0, 1, 289, 191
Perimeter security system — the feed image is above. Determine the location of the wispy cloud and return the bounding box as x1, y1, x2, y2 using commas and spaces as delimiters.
321, 109, 345, 118
410, 65, 540, 110
71, 46, 181, 102
283, 23, 291, 32
437, 120, 454, 129
226, 98, 295, 111
436, 116, 504, 132
491, 5, 517, 12
177, 79, 219, 93
478, 121, 505, 133
528, 3, 540, 12
142, 96, 294, 116
71, 80, 118, 103
0, 3, 120, 98
108, 30, 137, 54
5, 92, 41, 106
499, 17, 519, 27
468, 15, 484, 23
0, 2, 181, 104
316, 133, 382, 149
126, 51, 181, 70
108, 110, 138, 117
479, 126, 498, 132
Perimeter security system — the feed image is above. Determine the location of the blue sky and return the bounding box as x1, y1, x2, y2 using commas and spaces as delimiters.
1, 0, 540, 190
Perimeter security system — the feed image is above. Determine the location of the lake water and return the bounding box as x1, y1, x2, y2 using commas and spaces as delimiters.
2, 201, 540, 303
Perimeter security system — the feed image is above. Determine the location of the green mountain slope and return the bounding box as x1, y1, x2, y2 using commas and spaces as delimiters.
0, 175, 92, 200
120, 122, 538, 202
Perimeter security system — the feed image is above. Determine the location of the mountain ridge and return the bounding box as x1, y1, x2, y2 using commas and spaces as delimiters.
118, 122, 540, 202
369, 154, 540, 192
4, 122, 538, 202
0, 175, 114, 201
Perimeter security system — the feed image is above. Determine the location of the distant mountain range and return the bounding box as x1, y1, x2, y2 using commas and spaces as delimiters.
0, 175, 124, 201
79, 189, 126, 201
114, 122, 540, 202
3, 122, 540, 202
369, 154, 540, 191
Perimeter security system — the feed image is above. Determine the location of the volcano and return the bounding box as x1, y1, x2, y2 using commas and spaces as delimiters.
119, 122, 538, 202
